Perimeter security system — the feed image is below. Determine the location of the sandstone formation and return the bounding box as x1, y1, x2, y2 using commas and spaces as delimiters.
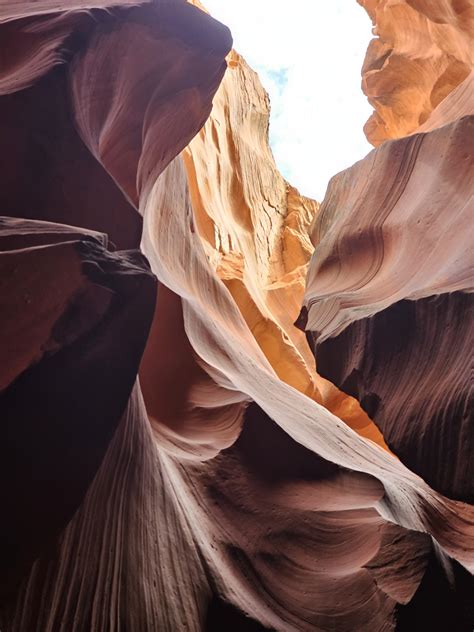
182, 48, 390, 450
359, 0, 473, 144
301, 0, 474, 504
1, 1, 473, 631
301, 116, 474, 502
299, 0, 474, 627
0, 1, 231, 627
0, 218, 157, 601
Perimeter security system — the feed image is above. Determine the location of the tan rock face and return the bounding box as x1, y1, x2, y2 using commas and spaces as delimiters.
300, 3, 474, 626
359, 0, 474, 144
299, 0, 474, 504
1, 2, 474, 631
183, 51, 319, 397
302, 115, 474, 500
181, 49, 389, 449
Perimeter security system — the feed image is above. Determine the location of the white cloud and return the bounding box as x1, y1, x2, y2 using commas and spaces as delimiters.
203, 0, 374, 201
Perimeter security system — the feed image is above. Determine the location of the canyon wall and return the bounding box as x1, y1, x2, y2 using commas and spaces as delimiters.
182, 48, 390, 449
358, 0, 473, 144
301, 1, 474, 626
0, 1, 473, 631
303, 0, 474, 502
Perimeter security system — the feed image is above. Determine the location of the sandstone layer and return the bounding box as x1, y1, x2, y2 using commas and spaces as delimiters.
1, 1, 473, 631
300, 1, 474, 627
0, 1, 231, 627
359, 0, 473, 144
181, 48, 390, 450
301, 116, 474, 502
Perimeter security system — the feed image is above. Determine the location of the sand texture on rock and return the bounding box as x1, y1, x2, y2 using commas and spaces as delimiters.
359, 0, 473, 144
1, 1, 473, 631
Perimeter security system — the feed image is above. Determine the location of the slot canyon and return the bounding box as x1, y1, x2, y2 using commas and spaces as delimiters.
0, 1, 473, 630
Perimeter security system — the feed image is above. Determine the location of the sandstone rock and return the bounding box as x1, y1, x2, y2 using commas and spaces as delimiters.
0, 218, 157, 603
138, 146, 473, 631
359, 0, 474, 144
301, 115, 474, 501
299, 5, 474, 627
181, 48, 389, 450
0, 1, 230, 625
1, 1, 473, 631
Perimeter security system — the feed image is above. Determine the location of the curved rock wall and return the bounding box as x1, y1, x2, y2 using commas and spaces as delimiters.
359, 0, 473, 144
1, 1, 473, 631
181, 48, 389, 449
301, 2, 474, 626
0, 1, 231, 626
301, 116, 474, 501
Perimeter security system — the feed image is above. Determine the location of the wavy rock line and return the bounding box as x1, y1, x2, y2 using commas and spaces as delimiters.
0, 1, 473, 630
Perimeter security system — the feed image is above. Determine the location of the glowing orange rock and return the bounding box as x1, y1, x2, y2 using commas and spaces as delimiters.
359, 0, 473, 144
182, 48, 389, 449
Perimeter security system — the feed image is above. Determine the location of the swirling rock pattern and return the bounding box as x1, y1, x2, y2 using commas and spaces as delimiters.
133, 150, 474, 631
181, 47, 389, 449
311, 290, 473, 502
0, 0, 231, 624
301, 113, 473, 503
359, 0, 473, 145
0, 218, 157, 602
1, 1, 473, 631
300, 4, 474, 627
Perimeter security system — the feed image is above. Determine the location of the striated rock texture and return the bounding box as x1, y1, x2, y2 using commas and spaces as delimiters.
301, 116, 474, 502
181, 47, 389, 449
0, 218, 157, 599
1, 2, 473, 632
301, 1, 474, 627
302, 0, 474, 507
359, 0, 474, 145
0, 1, 231, 627
137, 148, 473, 632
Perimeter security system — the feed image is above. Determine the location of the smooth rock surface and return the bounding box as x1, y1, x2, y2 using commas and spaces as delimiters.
359, 0, 473, 144
1, 1, 473, 630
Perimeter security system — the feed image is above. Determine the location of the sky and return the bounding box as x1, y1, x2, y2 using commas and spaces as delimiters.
203, 0, 374, 201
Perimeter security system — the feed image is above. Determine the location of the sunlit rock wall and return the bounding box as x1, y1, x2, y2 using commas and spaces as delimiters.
300, 0, 474, 505
181, 43, 389, 448
0, 1, 473, 631
301, 116, 474, 501
359, 0, 473, 144
300, 2, 474, 627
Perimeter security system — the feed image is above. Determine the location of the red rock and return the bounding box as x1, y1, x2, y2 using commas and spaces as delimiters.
359, 0, 473, 145
0, 217, 157, 602
1, 1, 473, 630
